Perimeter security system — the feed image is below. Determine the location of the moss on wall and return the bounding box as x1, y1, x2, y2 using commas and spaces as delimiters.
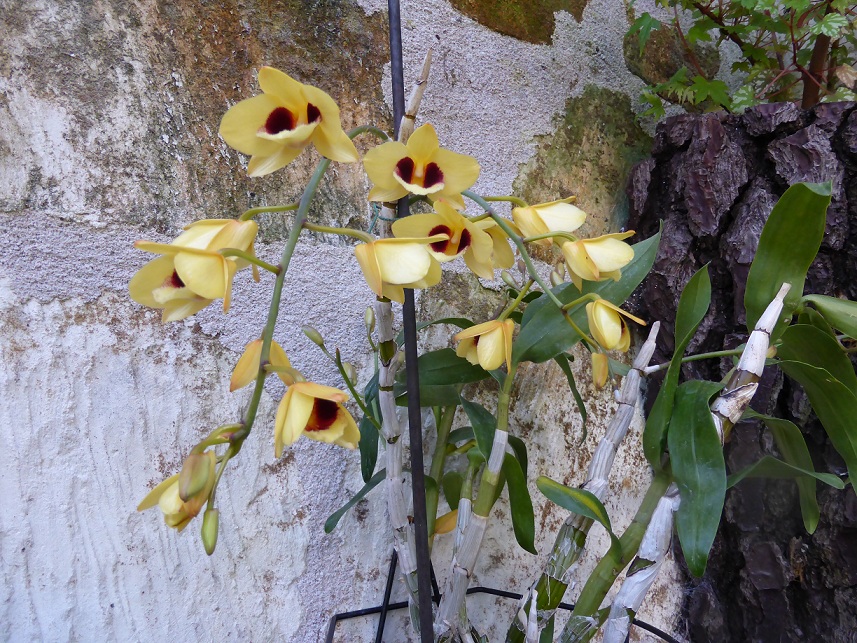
448, 0, 588, 44
513, 85, 652, 236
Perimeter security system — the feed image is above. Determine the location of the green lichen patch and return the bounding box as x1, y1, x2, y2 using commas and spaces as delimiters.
449, 0, 588, 44
513, 85, 652, 235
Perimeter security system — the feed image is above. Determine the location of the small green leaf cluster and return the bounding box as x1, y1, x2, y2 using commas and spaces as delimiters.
629, 0, 857, 116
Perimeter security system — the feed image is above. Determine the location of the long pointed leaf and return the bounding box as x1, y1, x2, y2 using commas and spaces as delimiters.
359, 372, 380, 482
778, 360, 857, 486
554, 353, 588, 439
537, 476, 621, 556
644, 265, 712, 469
728, 455, 843, 489
503, 453, 536, 554
802, 295, 857, 339
324, 469, 386, 533
779, 324, 857, 396
461, 397, 496, 460
745, 182, 831, 337
669, 380, 725, 577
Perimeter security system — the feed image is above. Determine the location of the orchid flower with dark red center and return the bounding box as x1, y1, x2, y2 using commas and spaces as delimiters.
390, 201, 498, 278
363, 123, 480, 210
274, 382, 360, 456
219, 67, 358, 177
130, 219, 260, 322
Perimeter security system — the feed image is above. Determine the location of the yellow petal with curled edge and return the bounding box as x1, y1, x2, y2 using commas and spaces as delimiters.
275, 387, 311, 457
173, 252, 229, 300
333, 413, 361, 449
137, 473, 180, 511
591, 352, 609, 389
562, 241, 600, 282
257, 66, 306, 102
535, 200, 586, 234
405, 123, 440, 164
248, 144, 305, 178
230, 339, 293, 391
355, 243, 383, 297
434, 509, 459, 535
162, 298, 212, 322
475, 324, 506, 371
302, 84, 358, 163
583, 232, 635, 273
375, 241, 433, 285
587, 300, 623, 350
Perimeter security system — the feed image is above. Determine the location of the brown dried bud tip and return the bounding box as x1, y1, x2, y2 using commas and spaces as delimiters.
302, 325, 325, 347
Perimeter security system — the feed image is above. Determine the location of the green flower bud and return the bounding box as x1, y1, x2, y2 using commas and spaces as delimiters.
364, 307, 376, 335
201, 508, 219, 556
342, 362, 357, 382
302, 325, 325, 347
500, 270, 518, 289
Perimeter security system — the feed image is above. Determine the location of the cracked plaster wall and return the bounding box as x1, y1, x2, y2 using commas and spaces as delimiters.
2, 0, 684, 640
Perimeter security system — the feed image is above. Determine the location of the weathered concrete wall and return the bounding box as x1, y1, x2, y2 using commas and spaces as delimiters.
1, 0, 684, 640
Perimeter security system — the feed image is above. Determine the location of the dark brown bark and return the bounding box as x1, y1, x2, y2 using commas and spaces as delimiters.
626, 102, 857, 642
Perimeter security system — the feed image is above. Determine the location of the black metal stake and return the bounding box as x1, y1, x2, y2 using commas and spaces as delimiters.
387, 0, 435, 639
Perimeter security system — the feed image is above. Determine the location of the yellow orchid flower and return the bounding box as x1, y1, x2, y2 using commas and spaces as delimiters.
230, 339, 295, 392
454, 319, 515, 371
219, 67, 358, 177
512, 198, 587, 246
391, 201, 495, 278
363, 123, 480, 210
585, 299, 645, 352
274, 382, 360, 457
561, 231, 635, 288
137, 450, 216, 532
130, 219, 259, 321
354, 236, 443, 304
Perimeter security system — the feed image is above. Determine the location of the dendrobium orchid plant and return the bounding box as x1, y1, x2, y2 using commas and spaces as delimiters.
133, 60, 855, 643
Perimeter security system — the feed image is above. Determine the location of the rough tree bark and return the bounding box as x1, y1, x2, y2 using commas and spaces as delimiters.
626, 102, 857, 642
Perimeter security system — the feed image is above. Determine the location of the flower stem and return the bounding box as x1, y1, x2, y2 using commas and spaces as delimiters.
238, 203, 299, 221
498, 279, 534, 321
333, 350, 383, 431
483, 195, 529, 208
523, 231, 578, 244
219, 249, 281, 274
303, 222, 374, 244
643, 346, 747, 375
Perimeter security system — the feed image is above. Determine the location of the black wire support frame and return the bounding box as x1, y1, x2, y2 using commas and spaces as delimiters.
324, 549, 682, 643
387, 0, 436, 640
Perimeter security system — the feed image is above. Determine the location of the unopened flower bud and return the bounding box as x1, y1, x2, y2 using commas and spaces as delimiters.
201, 508, 219, 556
501, 270, 518, 289
591, 353, 609, 389
342, 362, 357, 382
302, 325, 325, 347
364, 307, 376, 335
179, 453, 213, 502
550, 269, 564, 287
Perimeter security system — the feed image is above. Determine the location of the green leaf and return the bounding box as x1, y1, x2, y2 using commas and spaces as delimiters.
744, 409, 829, 533
797, 306, 836, 336
324, 469, 385, 533
644, 265, 712, 469
745, 182, 831, 338
537, 476, 621, 556
669, 380, 726, 577
461, 397, 496, 460
553, 353, 588, 438
779, 324, 857, 396
503, 453, 536, 554
403, 348, 489, 386
728, 455, 844, 488
508, 435, 529, 476
395, 317, 473, 346
447, 426, 475, 444
358, 372, 380, 483
628, 13, 663, 54
394, 382, 461, 407
442, 471, 464, 510
425, 475, 439, 537
514, 230, 661, 364
778, 360, 857, 485
802, 295, 857, 339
